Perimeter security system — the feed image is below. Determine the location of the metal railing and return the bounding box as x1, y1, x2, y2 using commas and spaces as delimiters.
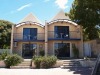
48, 31, 81, 39
13, 33, 45, 41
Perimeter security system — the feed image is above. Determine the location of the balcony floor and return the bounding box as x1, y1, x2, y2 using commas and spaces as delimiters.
14, 39, 45, 42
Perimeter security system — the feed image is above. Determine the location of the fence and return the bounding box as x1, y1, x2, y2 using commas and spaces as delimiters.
0, 49, 11, 54
84, 39, 100, 57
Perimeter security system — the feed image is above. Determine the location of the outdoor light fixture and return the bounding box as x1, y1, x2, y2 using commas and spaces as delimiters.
14, 42, 17, 47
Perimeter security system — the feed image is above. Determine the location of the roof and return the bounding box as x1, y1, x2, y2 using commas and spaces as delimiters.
16, 13, 44, 27
51, 10, 70, 21
20, 13, 42, 24
48, 10, 77, 26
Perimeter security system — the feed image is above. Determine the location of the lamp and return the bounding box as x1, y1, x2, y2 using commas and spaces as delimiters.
14, 42, 17, 47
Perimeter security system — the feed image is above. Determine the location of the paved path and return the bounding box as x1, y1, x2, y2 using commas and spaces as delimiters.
0, 67, 92, 75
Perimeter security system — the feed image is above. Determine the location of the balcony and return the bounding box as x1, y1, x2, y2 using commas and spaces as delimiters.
48, 31, 81, 40
13, 33, 45, 42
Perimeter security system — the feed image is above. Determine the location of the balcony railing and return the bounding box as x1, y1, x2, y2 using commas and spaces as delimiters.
48, 31, 81, 40
13, 33, 45, 41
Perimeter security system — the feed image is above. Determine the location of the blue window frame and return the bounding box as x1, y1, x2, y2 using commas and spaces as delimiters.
23, 28, 37, 40
54, 26, 69, 38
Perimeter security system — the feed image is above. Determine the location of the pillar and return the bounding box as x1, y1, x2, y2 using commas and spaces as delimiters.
45, 21, 48, 56
10, 25, 14, 54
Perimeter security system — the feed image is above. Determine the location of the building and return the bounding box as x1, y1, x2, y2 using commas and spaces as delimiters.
11, 10, 83, 58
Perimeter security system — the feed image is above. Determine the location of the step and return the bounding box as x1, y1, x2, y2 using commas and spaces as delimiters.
21, 62, 31, 64
63, 64, 80, 66
60, 65, 82, 68
18, 64, 30, 66
10, 66, 31, 69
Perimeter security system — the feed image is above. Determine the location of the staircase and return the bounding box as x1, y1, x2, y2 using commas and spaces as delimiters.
60, 60, 82, 69
10, 59, 32, 69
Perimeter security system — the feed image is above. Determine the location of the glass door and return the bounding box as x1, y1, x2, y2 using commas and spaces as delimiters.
23, 28, 37, 40
22, 44, 37, 58
55, 43, 70, 58
54, 26, 69, 38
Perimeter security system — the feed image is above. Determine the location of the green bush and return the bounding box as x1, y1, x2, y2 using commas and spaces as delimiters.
39, 50, 45, 56
72, 44, 79, 58
33, 56, 42, 68
4, 54, 23, 68
33, 56, 57, 69
0, 51, 8, 60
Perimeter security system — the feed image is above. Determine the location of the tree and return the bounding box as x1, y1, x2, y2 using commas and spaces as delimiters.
69, 0, 100, 40
0, 20, 13, 49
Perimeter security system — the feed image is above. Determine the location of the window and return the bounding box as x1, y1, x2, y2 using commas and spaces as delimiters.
54, 26, 69, 38
23, 28, 37, 40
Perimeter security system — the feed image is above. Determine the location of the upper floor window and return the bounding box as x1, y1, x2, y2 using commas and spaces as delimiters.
54, 26, 69, 38
23, 28, 37, 40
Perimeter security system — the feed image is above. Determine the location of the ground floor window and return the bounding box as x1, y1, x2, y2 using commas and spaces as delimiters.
54, 43, 70, 58
22, 43, 37, 58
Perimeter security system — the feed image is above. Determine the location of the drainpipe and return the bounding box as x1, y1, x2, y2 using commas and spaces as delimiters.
45, 21, 48, 57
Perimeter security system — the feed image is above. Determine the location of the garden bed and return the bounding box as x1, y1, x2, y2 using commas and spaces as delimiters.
0, 60, 6, 68
32, 60, 63, 68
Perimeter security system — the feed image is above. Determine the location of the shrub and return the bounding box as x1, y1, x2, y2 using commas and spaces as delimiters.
4, 54, 23, 68
39, 50, 45, 56
33, 56, 57, 68
33, 56, 42, 68
0, 51, 8, 60
72, 44, 79, 58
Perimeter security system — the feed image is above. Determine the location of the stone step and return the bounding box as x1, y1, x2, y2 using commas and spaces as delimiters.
18, 64, 30, 66
60, 65, 82, 68
63, 60, 75, 62
10, 59, 32, 69
63, 63, 80, 66
61, 60, 82, 69
22, 62, 31, 64
10, 66, 31, 69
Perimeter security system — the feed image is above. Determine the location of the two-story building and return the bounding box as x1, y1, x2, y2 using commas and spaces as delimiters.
11, 10, 83, 58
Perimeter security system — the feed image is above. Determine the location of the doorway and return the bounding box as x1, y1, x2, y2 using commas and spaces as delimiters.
54, 43, 70, 58
22, 44, 37, 58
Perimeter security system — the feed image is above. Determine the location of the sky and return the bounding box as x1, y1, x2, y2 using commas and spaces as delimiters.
0, 0, 74, 24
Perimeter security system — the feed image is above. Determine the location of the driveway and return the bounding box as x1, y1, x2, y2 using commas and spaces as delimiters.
0, 67, 92, 75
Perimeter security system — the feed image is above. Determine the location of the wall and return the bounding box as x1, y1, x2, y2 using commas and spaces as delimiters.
13, 24, 45, 56
48, 40, 83, 57
13, 42, 44, 56
84, 39, 100, 57
48, 22, 81, 39
14, 24, 45, 40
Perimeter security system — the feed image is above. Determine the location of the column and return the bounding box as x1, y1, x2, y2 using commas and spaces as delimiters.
80, 25, 84, 57
10, 25, 14, 54
45, 21, 48, 56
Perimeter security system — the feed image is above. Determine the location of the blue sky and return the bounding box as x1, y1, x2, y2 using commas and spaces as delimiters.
0, 0, 74, 24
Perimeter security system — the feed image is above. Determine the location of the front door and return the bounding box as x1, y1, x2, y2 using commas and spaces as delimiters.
55, 43, 70, 58
22, 44, 37, 58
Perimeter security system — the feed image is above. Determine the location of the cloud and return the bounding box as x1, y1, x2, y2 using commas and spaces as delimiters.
55, 0, 68, 9
44, 0, 50, 2
17, 3, 32, 11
